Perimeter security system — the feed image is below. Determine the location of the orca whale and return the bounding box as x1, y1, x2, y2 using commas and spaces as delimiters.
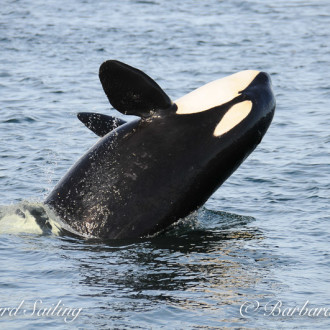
45, 60, 275, 239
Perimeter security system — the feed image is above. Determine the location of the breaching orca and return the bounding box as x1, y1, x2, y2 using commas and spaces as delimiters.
45, 60, 275, 239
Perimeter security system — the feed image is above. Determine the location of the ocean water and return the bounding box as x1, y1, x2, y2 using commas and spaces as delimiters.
1, 0, 329, 328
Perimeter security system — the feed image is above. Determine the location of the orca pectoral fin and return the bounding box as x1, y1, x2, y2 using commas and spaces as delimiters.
77, 112, 127, 137
99, 60, 173, 118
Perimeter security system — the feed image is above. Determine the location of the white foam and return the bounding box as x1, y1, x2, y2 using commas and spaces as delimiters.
0, 202, 62, 235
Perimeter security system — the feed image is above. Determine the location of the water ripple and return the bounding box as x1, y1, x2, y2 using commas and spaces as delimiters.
0, 0, 330, 328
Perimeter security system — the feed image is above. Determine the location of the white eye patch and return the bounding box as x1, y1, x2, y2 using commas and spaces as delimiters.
213, 100, 252, 137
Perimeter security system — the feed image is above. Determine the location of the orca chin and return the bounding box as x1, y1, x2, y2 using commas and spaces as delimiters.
45, 60, 276, 240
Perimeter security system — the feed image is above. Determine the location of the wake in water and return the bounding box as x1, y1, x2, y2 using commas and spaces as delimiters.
161, 207, 256, 237
0, 201, 67, 236
0, 201, 255, 240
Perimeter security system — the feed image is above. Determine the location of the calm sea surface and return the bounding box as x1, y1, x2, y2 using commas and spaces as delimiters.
1, 0, 330, 328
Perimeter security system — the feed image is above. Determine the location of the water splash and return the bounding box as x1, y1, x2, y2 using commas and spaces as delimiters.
0, 202, 255, 241
0, 201, 63, 235
153, 207, 256, 238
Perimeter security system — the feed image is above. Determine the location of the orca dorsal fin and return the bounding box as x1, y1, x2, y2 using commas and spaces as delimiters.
77, 112, 127, 137
99, 60, 173, 118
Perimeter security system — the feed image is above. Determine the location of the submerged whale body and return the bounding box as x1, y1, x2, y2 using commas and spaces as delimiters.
45, 60, 276, 239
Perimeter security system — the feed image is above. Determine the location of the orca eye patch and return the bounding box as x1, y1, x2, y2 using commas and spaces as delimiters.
213, 100, 252, 137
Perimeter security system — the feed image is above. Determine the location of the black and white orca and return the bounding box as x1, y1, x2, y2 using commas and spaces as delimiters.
45, 60, 275, 239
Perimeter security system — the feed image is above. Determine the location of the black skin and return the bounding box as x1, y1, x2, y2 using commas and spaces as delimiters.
45, 61, 275, 239
77, 112, 126, 137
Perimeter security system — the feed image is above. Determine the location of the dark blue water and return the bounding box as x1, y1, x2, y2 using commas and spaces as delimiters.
1, 0, 330, 328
